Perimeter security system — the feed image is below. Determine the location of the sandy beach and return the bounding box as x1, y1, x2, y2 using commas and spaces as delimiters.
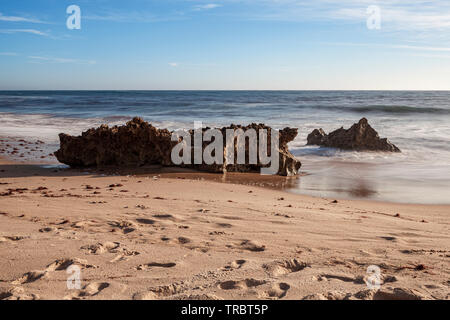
1, 153, 449, 300
2, 0, 450, 305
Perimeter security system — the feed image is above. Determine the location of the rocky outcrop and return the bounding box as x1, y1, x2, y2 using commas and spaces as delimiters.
55, 117, 301, 176
306, 118, 400, 152
306, 128, 326, 146
55, 118, 176, 168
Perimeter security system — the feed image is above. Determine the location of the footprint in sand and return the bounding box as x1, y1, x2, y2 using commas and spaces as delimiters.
221, 260, 246, 271
12, 270, 49, 285
218, 278, 266, 290
209, 231, 227, 236
221, 215, 243, 221
260, 283, 290, 299
233, 240, 265, 252
51, 219, 70, 226
166, 236, 207, 252
263, 259, 310, 277
39, 227, 56, 233
108, 220, 137, 234
71, 220, 104, 232
319, 274, 365, 284
80, 242, 140, 263
136, 283, 186, 299
379, 236, 398, 242
216, 223, 233, 228
107, 249, 140, 263
302, 291, 351, 300
45, 258, 98, 271
136, 218, 156, 225
11, 258, 97, 285
152, 214, 181, 223
132, 291, 159, 300
169, 293, 223, 300
176, 237, 192, 245
64, 282, 110, 300
0, 287, 39, 300
356, 287, 426, 300
136, 262, 176, 270
81, 242, 120, 254
0, 235, 28, 243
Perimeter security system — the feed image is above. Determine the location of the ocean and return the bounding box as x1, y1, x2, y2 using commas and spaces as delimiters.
1, 90, 449, 204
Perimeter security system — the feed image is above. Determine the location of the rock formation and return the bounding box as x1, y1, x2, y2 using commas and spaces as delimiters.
55, 117, 301, 176
55, 118, 176, 168
306, 118, 400, 152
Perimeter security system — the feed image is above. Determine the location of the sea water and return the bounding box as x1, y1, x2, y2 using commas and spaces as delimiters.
1, 90, 449, 204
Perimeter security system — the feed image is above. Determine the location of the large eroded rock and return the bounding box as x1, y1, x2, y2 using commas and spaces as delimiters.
306, 118, 400, 152
55, 117, 301, 176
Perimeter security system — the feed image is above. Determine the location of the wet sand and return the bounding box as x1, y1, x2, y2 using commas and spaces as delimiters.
3, 134, 449, 205
294, 157, 450, 205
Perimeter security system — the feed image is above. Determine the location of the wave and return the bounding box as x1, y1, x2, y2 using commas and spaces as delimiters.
312, 105, 450, 115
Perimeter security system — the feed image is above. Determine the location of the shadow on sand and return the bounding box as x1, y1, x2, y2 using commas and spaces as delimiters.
0, 163, 301, 190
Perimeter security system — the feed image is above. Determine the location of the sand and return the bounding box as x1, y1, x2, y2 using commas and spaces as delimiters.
0, 157, 449, 300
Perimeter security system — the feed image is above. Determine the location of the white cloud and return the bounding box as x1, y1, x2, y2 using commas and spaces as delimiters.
28, 56, 96, 65
325, 41, 450, 52
194, 4, 223, 11
221, 0, 450, 31
334, 5, 450, 31
168, 62, 179, 67
0, 13, 45, 23
0, 29, 49, 36
84, 11, 184, 23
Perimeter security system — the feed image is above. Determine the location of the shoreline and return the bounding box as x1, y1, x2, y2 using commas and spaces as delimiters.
1, 151, 449, 207
1, 116, 450, 205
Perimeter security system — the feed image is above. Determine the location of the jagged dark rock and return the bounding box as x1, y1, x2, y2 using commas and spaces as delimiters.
306, 128, 326, 146
55, 117, 301, 176
306, 118, 400, 152
55, 118, 176, 168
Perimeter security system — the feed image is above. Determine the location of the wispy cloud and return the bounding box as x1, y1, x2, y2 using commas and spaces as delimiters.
80, 1, 450, 33
221, 0, 450, 31
0, 29, 49, 36
0, 12, 46, 24
84, 3, 222, 23
193, 4, 223, 11
325, 41, 450, 52
168, 62, 179, 67
84, 11, 184, 23
334, 3, 450, 31
28, 56, 96, 65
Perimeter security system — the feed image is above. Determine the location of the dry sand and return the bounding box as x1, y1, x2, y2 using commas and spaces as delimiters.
0, 157, 449, 300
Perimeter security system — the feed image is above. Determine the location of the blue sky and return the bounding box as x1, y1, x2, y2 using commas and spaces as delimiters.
1, 0, 450, 90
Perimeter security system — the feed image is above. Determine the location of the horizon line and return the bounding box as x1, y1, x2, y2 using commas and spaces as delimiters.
1, 89, 450, 92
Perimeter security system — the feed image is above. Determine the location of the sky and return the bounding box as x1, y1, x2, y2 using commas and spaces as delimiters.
1, 0, 450, 90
